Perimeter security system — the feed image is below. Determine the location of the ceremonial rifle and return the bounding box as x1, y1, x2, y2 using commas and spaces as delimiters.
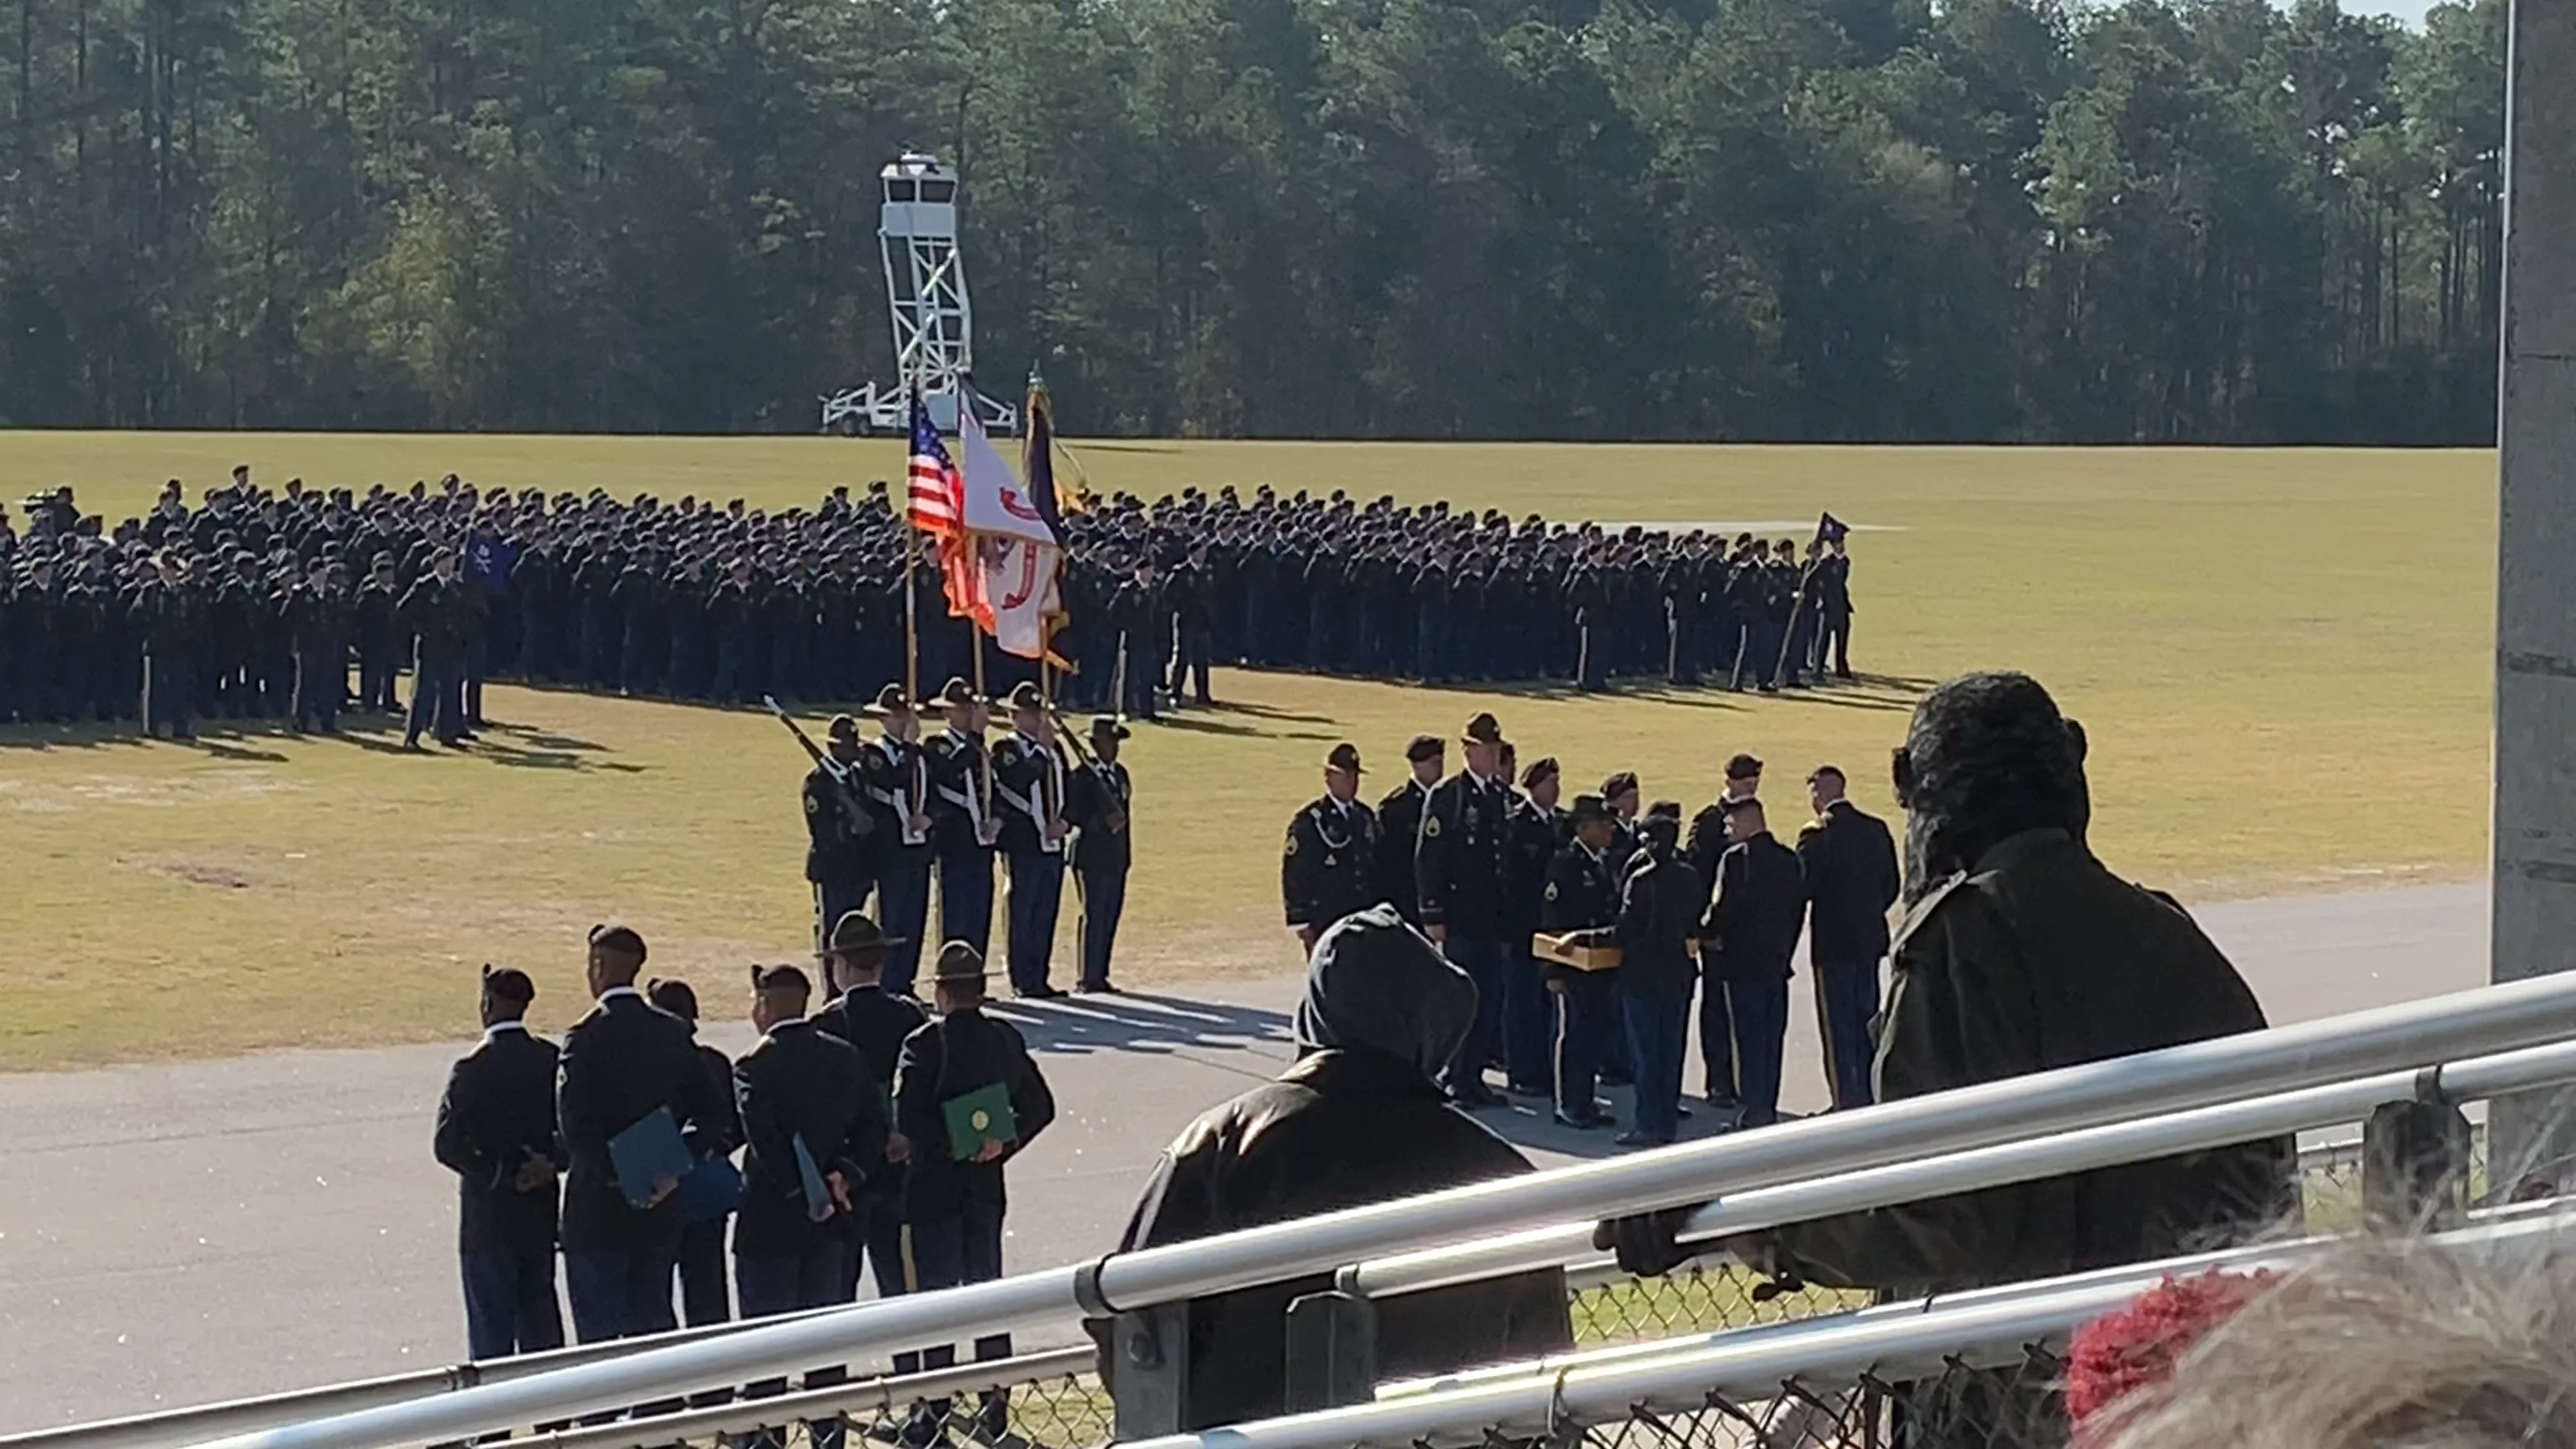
1048, 704, 1128, 837
763, 695, 875, 838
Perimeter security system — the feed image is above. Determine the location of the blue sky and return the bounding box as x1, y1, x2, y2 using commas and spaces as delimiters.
2328, 0, 2433, 23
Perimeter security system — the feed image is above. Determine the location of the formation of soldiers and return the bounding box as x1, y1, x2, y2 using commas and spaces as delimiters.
0, 470, 1861, 734
1282, 716, 1900, 1146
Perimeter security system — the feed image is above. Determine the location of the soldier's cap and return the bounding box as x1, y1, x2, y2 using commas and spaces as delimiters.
587, 922, 649, 963
1004, 681, 1046, 713
1519, 755, 1560, 789
1725, 752, 1764, 781
1403, 733, 1445, 763
1646, 799, 1685, 823
480, 964, 537, 1005
647, 977, 699, 1020
826, 713, 860, 743
922, 678, 989, 715
1568, 793, 1615, 826
1601, 770, 1640, 800
1090, 715, 1130, 741
371, 551, 395, 567
751, 963, 811, 997
1326, 741, 1365, 775
1460, 712, 1507, 747
930, 941, 989, 983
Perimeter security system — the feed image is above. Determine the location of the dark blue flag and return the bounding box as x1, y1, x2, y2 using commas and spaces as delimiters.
466, 529, 519, 591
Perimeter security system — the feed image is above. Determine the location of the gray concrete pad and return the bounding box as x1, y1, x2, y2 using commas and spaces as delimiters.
0, 883, 2487, 1433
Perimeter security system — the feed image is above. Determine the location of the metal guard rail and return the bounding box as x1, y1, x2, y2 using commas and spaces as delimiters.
146, 973, 2576, 1449
1128, 1210, 2575, 1449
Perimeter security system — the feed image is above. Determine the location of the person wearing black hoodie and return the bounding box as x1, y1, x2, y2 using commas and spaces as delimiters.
1092, 906, 1573, 1431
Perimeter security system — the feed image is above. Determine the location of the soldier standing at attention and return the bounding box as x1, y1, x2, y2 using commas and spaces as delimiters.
1538, 795, 1623, 1129
1375, 734, 1443, 924
1501, 756, 1568, 1097
555, 925, 730, 1342
1283, 743, 1383, 952
1416, 712, 1519, 1110
991, 682, 1072, 1000
1796, 765, 1900, 1110
432, 967, 565, 1360
645, 978, 743, 1330
813, 913, 925, 1308
1815, 535, 1854, 680
805, 714, 877, 955
1701, 798, 1805, 1129
857, 685, 936, 996
1684, 753, 1763, 1112
356, 553, 403, 712
130, 550, 201, 742
894, 944, 1058, 1445
280, 557, 350, 735
924, 678, 1003, 957
1065, 715, 1134, 994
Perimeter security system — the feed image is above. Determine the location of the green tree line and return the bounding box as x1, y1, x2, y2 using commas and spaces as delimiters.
0, 0, 2506, 441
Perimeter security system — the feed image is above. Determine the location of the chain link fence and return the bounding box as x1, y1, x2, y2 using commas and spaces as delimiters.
468, 1136, 2454, 1449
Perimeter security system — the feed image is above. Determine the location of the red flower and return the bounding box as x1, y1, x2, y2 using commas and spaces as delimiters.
2064, 1270, 2277, 1430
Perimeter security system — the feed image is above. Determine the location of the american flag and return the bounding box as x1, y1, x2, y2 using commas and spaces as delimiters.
906, 390, 964, 537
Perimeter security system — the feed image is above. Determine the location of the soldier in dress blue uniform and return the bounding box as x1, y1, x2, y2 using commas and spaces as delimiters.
1374, 734, 1442, 924
1538, 795, 1623, 1129
1283, 742, 1383, 952
1415, 711, 1519, 1110
857, 685, 936, 996
990, 682, 1072, 1000
804, 713, 877, 955
923, 678, 1002, 958
1795, 765, 1900, 1110
432, 967, 566, 1360
1065, 716, 1134, 994
1684, 753, 1763, 1112
1501, 756, 1568, 1095
1702, 798, 1806, 1129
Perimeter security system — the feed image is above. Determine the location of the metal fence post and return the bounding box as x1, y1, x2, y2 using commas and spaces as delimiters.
1283, 1292, 1379, 1414
1108, 1304, 1191, 1442
2363, 1070, 2473, 1232
2489, 0, 2576, 1202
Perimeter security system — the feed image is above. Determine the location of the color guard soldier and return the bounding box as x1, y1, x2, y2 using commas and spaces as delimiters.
1415, 711, 1519, 1109
1796, 765, 1900, 1109
805, 714, 876, 955
1375, 733, 1443, 923
924, 678, 1003, 957
1538, 795, 1623, 1129
1701, 799, 1805, 1129
432, 966, 566, 1361
857, 685, 937, 996
991, 682, 1072, 1000
1065, 716, 1134, 994
1283, 742, 1383, 951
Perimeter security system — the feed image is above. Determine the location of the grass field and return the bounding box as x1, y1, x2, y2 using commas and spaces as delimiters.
0, 434, 2498, 1071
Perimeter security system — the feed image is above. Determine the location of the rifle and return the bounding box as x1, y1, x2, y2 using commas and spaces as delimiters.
763, 696, 874, 838
1048, 705, 1128, 837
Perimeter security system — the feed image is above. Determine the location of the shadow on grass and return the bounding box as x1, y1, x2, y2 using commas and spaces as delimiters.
987, 989, 1295, 1063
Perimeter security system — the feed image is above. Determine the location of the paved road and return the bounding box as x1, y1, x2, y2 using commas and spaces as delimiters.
0, 883, 2486, 1434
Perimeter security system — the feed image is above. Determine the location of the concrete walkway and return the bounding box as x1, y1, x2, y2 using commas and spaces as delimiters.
0, 883, 2486, 1432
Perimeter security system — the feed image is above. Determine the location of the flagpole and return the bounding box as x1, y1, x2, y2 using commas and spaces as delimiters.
904, 537, 920, 698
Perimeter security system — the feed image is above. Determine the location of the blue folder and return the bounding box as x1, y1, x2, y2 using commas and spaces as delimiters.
792, 1134, 834, 1222
608, 1107, 696, 1208
674, 1154, 743, 1224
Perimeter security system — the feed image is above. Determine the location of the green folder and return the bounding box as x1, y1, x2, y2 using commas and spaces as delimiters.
943, 1081, 1019, 1161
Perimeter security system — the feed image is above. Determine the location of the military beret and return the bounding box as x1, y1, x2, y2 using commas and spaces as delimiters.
1601, 771, 1640, 799
1519, 756, 1560, 789
751, 963, 811, 997
645, 977, 699, 1019
1646, 800, 1684, 822
1725, 753, 1764, 782
1404, 734, 1444, 763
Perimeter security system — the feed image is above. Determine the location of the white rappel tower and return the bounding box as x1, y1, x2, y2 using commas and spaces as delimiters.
820, 151, 1016, 435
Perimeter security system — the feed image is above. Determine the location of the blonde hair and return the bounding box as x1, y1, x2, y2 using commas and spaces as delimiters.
2096, 1227, 2576, 1449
